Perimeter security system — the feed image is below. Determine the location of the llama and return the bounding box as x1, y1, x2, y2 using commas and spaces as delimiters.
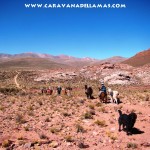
108, 88, 119, 104
85, 85, 93, 99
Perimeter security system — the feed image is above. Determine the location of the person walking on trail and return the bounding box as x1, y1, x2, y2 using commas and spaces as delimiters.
57, 86, 62, 95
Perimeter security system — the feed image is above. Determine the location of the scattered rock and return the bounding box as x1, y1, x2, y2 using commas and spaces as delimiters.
104, 71, 136, 85
38, 140, 51, 146
141, 142, 150, 147
110, 127, 116, 131
93, 131, 99, 136
24, 142, 32, 149
78, 142, 89, 149
1, 139, 13, 148
49, 141, 59, 148
98, 138, 103, 143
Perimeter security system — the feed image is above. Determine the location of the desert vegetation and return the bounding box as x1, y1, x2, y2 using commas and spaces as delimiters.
0, 64, 150, 150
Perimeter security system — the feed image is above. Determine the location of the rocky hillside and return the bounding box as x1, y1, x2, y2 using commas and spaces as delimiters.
122, 48, 150, 67
33, 62, 150, 85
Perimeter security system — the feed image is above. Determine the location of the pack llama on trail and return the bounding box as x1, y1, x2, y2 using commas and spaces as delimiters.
85, 85, 93, 99
108, 88, 119, 104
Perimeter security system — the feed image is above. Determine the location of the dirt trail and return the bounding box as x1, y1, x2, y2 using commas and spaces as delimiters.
14, 71, 26, 92
14, 72, 20, 88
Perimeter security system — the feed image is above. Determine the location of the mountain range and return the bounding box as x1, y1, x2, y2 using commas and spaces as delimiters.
0, 48, 150, 69
0, 52, 126, 69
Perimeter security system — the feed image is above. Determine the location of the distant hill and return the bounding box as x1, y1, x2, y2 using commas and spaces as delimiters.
100, 56, 127, 63
0, 52, 127, 69
122, 48, 150, 67
0, 53, 97, 68
91, 56, 127, 66
0, 54, 12, 58
0, 57, 70, 70
0, 52, 98, 64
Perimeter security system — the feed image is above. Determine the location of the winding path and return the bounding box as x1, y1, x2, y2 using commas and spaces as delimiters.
14, 72, 20, 88
14, 71, 26, 92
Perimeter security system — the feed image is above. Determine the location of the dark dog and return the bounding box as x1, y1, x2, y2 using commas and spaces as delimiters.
118, 110, 137, 135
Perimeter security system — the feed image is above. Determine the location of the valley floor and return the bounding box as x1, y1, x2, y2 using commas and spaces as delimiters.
0, 69, 150, 149
0, 85, 150, 150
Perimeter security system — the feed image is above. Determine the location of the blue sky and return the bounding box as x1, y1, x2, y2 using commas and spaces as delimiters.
0, 0, 150, 59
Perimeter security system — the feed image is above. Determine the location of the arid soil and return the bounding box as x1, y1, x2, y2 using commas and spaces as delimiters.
0, 64, 150, 150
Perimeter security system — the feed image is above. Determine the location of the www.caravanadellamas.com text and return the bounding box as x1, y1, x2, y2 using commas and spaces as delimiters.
24, 3, 126, 9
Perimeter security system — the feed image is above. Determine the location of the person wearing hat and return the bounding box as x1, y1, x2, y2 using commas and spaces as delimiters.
98, 82, 107, 96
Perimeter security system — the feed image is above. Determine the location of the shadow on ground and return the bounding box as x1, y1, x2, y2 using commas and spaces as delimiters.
131, 128, 144, 135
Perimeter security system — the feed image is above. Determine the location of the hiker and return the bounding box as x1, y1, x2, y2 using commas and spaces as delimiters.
41, 87, 46, 94
57, 86, 62, 95
47, 86, 53, 95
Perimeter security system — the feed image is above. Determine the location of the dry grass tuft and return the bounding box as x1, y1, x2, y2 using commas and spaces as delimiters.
65, 135, 74, 142
82, 111, 93, 119
95, 120, 107, 127
15, 113, 26, 124
76, 124, 86, 133
127, 142, 138, 149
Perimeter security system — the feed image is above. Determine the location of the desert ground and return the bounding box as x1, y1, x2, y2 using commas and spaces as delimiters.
0, 63, 150, 150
